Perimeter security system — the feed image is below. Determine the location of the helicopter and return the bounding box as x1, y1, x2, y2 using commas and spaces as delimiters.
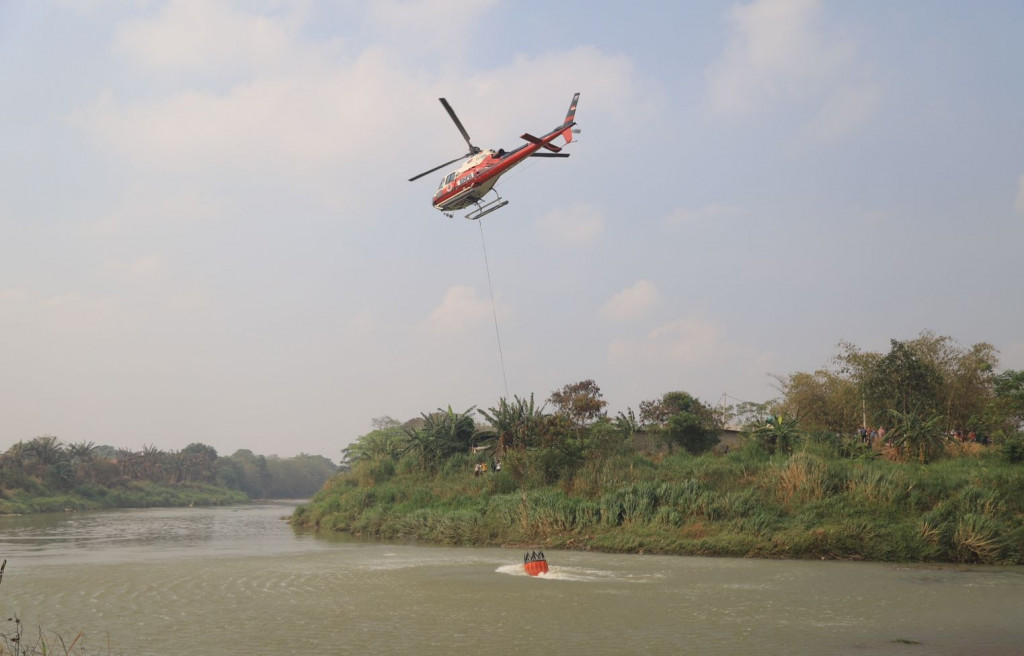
408, 93, 580, 220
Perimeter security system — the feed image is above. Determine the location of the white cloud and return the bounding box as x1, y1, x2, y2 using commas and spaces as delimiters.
801, 84, 882, 144
0, 289, 28, 302
536, 202, 604, 246
78, 55, 412, 171
707, 0, 833, 114
370, 0, 498, 60
665, 203, 744, 226
89, 188, 231, 235
425, 284, 501, 334
609, 316, 728, 365
601, 280, 658, 322
465, 46, 654, 136
114, 1, 307, 71
1015, 173, 1024, 213
705, 0, 878, 138
104, 254, 170, 280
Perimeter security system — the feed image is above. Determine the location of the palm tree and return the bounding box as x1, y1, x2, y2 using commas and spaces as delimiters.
478, 394, 546, 454
0, 442, 29, 488
25, 436, 67, 478
752, 415, 803, 455
346, 427, 407, 463
404, 406, 482, 468
67, 441, 97, 464
116, 448, 141, 481
138, 444, 165, 481
163, 450, 188, 484
885, 408, 948, 463
614, 408, 640, 442
67, 440, 98, 484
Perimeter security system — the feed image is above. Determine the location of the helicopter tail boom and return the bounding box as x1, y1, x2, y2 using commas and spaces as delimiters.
561, 92, 580, 143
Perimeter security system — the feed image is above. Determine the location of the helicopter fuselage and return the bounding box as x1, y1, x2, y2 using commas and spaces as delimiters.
432, 148, 526, 212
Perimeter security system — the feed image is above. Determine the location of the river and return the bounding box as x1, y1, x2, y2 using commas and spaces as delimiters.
0, 502, 1021, 655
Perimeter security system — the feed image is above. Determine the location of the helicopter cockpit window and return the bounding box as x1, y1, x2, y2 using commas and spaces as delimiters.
445, 172, 457, 184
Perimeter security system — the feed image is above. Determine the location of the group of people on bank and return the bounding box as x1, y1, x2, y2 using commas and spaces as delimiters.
857, 426, 887, 447
473, 460, 502, 476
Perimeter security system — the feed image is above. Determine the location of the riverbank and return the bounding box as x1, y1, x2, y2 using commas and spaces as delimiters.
0, 481, 247, 514
292, 446, 1024, 564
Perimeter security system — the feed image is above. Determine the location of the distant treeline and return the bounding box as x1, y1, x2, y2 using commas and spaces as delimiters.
0, 438, 337, 514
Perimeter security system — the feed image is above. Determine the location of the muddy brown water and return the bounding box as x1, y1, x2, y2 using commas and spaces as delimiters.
1, 502, 1021, 655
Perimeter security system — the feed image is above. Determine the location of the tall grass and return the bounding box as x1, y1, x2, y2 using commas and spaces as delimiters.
292, 447, 1024, 563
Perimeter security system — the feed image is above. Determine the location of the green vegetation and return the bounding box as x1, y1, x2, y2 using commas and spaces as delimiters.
0, 438, 336, 514
295, 443, 1024, 564
295, 334, 1024, 564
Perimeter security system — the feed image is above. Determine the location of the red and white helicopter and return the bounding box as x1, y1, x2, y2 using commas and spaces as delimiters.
408, 93, 580, 220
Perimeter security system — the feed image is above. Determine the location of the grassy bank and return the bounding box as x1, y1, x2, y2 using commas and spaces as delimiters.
0, 481, 248, 515
292, 446, 1024, 564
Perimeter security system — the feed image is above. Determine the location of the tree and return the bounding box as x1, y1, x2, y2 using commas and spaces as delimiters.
67, 441, 97, 464
666, 411, 720, 455
885, 408, 948, 464
775, 369, 860, 434
114, 448, 137, 481
228, 449, 272, 498
25, 436, 65, 477
478, 394, 547, 454
752, 415, 803, 456
182, 443, 219, 483
789, 332, 1002, 435
613, 408, 639, 442
547, 380, 607, 432
640, 391, 720, 455
992, 370, 1024, 433
21, 436, 75, 489
264, 454, 337, 498
403, 406, 482, 469
344, 424, 408, 464
138, 445, 165, 482
863, 339, 944, 418
163, 450, 188, 485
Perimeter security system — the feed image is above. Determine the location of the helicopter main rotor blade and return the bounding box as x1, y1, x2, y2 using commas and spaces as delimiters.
439, 98, 480, 154
408, 153, 471, 182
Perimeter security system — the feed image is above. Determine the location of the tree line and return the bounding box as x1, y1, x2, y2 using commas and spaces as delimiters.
340, 331, 1024, 481
0, 437, 337, 500
342, 380, 725, 486
774, 331, 1024, 462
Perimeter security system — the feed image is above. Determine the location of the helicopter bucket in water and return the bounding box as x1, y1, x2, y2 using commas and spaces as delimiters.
523, 550, 549, 576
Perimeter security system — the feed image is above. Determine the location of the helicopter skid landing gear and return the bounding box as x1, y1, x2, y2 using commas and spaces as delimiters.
465, 192, 508, 221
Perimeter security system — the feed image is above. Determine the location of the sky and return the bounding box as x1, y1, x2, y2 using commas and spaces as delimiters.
2, 0, 1023, 461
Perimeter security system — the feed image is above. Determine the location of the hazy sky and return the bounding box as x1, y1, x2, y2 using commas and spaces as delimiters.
3, 0, 1023, 461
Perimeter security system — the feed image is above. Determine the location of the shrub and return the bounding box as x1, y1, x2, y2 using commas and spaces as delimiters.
1001, 437, 1024, 463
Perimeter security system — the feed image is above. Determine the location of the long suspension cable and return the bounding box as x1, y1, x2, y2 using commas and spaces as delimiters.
478, 219, 509, 399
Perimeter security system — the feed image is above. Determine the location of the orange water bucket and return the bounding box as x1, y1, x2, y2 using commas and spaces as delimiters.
523, 552, 549, 576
